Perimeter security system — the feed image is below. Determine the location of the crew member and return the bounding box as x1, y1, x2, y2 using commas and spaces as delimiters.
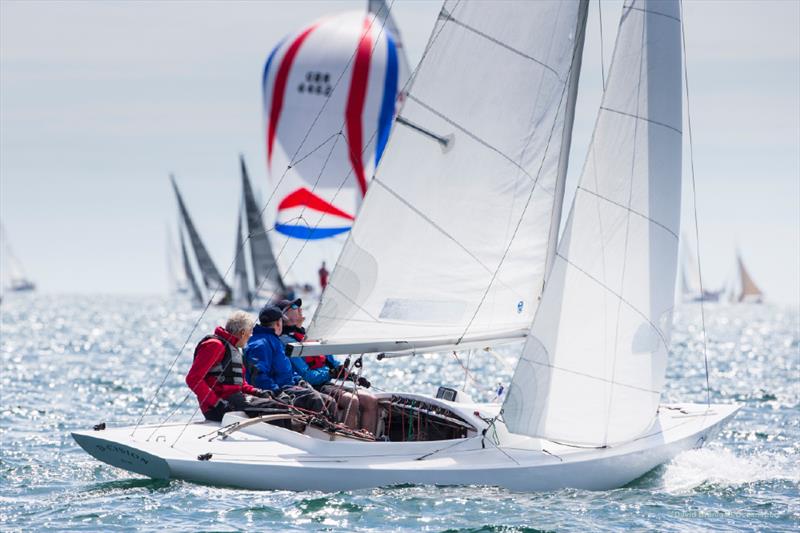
185, 311, 277, 422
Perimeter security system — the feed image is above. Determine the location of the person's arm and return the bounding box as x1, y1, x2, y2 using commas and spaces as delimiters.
185, 340, 223, 407
244, 342, 280, 392
290, 356, 331, 387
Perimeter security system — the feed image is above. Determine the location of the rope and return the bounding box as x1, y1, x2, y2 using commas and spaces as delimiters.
680, 0, 711, 407
138, 0, 401, 439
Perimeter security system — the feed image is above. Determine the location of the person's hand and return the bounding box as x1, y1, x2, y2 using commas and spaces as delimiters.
356, 376, 371, 388
252, 388, 273, 399
215, 398, 230, 411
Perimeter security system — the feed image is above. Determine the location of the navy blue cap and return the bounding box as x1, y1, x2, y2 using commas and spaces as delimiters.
258, 304, 284, 324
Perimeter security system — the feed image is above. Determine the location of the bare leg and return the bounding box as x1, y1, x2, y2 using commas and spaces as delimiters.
356, 391, 378, 435
337, 391, 360, 430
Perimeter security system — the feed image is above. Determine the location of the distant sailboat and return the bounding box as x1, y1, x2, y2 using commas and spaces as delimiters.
0, 221, 36, 292
171, 175, 232, 306
178, 223, 204, 308
166, 224, 188, 295
231, 156, 287, 309
724, 250, 764, 303
678, 234, 719, 303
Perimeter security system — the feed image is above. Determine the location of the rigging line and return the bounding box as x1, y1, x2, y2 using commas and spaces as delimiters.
599, 106, 682, 135
250, 0, 396, 234
139, 2, 401, 437
680, 0, 711, 408
555, 250, 673, 352
371, 178, 521, 296
576, 185, 680, 240
456, 7, 589, 346
603, 9, 647, 447
306, 0, 469, 336
598, 0, 606, 91
405, 95, 554, 188
439, 9, 563, 81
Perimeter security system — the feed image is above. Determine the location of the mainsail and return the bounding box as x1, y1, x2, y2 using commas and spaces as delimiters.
179, 223, 204, 308
171, 175, 232, 302
304, 1, 589, 354
232, 202, 252, 309
240, 156, 285, 296
166, 224, 188, 294
725, 251, 764, 303
504, 0, 684, 446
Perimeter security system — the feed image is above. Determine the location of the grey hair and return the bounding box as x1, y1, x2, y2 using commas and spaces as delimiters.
225, 311, 255, 336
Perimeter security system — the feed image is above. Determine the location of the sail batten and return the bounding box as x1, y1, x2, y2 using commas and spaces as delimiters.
504, 0, 684, 446
307, 1, 588, 346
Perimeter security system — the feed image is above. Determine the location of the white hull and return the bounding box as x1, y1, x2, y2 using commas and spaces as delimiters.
73, 397, 740, 492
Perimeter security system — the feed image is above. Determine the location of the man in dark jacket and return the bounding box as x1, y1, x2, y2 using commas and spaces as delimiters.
244, 305, 335, 419
185, 311, 278, 422
276, 299, 378, 435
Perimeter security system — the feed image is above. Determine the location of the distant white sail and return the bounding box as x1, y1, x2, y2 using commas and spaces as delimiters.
306, 1, 588, 351
504, 0, 684, 446
178, 222, 205, 308
0, 221, 36, 292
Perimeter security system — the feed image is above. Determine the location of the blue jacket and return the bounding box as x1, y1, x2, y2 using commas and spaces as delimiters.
290, 354, 341, 387
244, 325, 299, 392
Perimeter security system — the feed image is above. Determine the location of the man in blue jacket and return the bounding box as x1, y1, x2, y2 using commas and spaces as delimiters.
276, 298, 378, 435
244, 305, 334, 419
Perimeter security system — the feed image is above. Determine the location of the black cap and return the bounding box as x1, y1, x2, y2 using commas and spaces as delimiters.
276, 298, 302, 311
258, 304, 284, 324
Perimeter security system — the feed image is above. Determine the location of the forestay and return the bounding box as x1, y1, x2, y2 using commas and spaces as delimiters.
307, 1, 587, 348
504, 0, 683, 446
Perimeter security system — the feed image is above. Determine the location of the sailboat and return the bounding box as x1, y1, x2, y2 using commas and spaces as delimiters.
231, 156, 287, 309
724, 250, 764, 303
678, 234, 719, 302
166, 224, 189, 295
73, 0, 740, 491
171, 176, 233, 306
0, 221, 36, 292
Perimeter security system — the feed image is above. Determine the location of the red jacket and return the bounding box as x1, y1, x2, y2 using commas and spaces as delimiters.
185, 326, 257, 413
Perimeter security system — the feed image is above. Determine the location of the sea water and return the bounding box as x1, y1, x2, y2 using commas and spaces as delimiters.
1, 294, 797, 531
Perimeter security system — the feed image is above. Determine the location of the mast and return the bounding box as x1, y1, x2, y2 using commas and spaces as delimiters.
543, 0, 590, 287
170, 175, 231, 301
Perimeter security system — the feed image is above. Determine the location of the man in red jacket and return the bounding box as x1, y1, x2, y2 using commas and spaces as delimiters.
185, 311, 275, 422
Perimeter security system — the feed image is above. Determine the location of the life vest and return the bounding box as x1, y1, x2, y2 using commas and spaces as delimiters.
304, 355, 327, 370
194, 334, 244, 386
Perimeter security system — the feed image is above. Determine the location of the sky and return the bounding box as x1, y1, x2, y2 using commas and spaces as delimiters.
1, 0, 798, 305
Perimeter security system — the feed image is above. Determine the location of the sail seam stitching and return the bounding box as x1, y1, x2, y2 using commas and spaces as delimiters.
555, 252, 672, 352
576, 186, 679, 240
439, 11, 563, 80
600, 106, 682, 134
626, 4, 681, 23
519, 358, 661, 394
371, 177, 519, 296
406, 94, 556, 189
